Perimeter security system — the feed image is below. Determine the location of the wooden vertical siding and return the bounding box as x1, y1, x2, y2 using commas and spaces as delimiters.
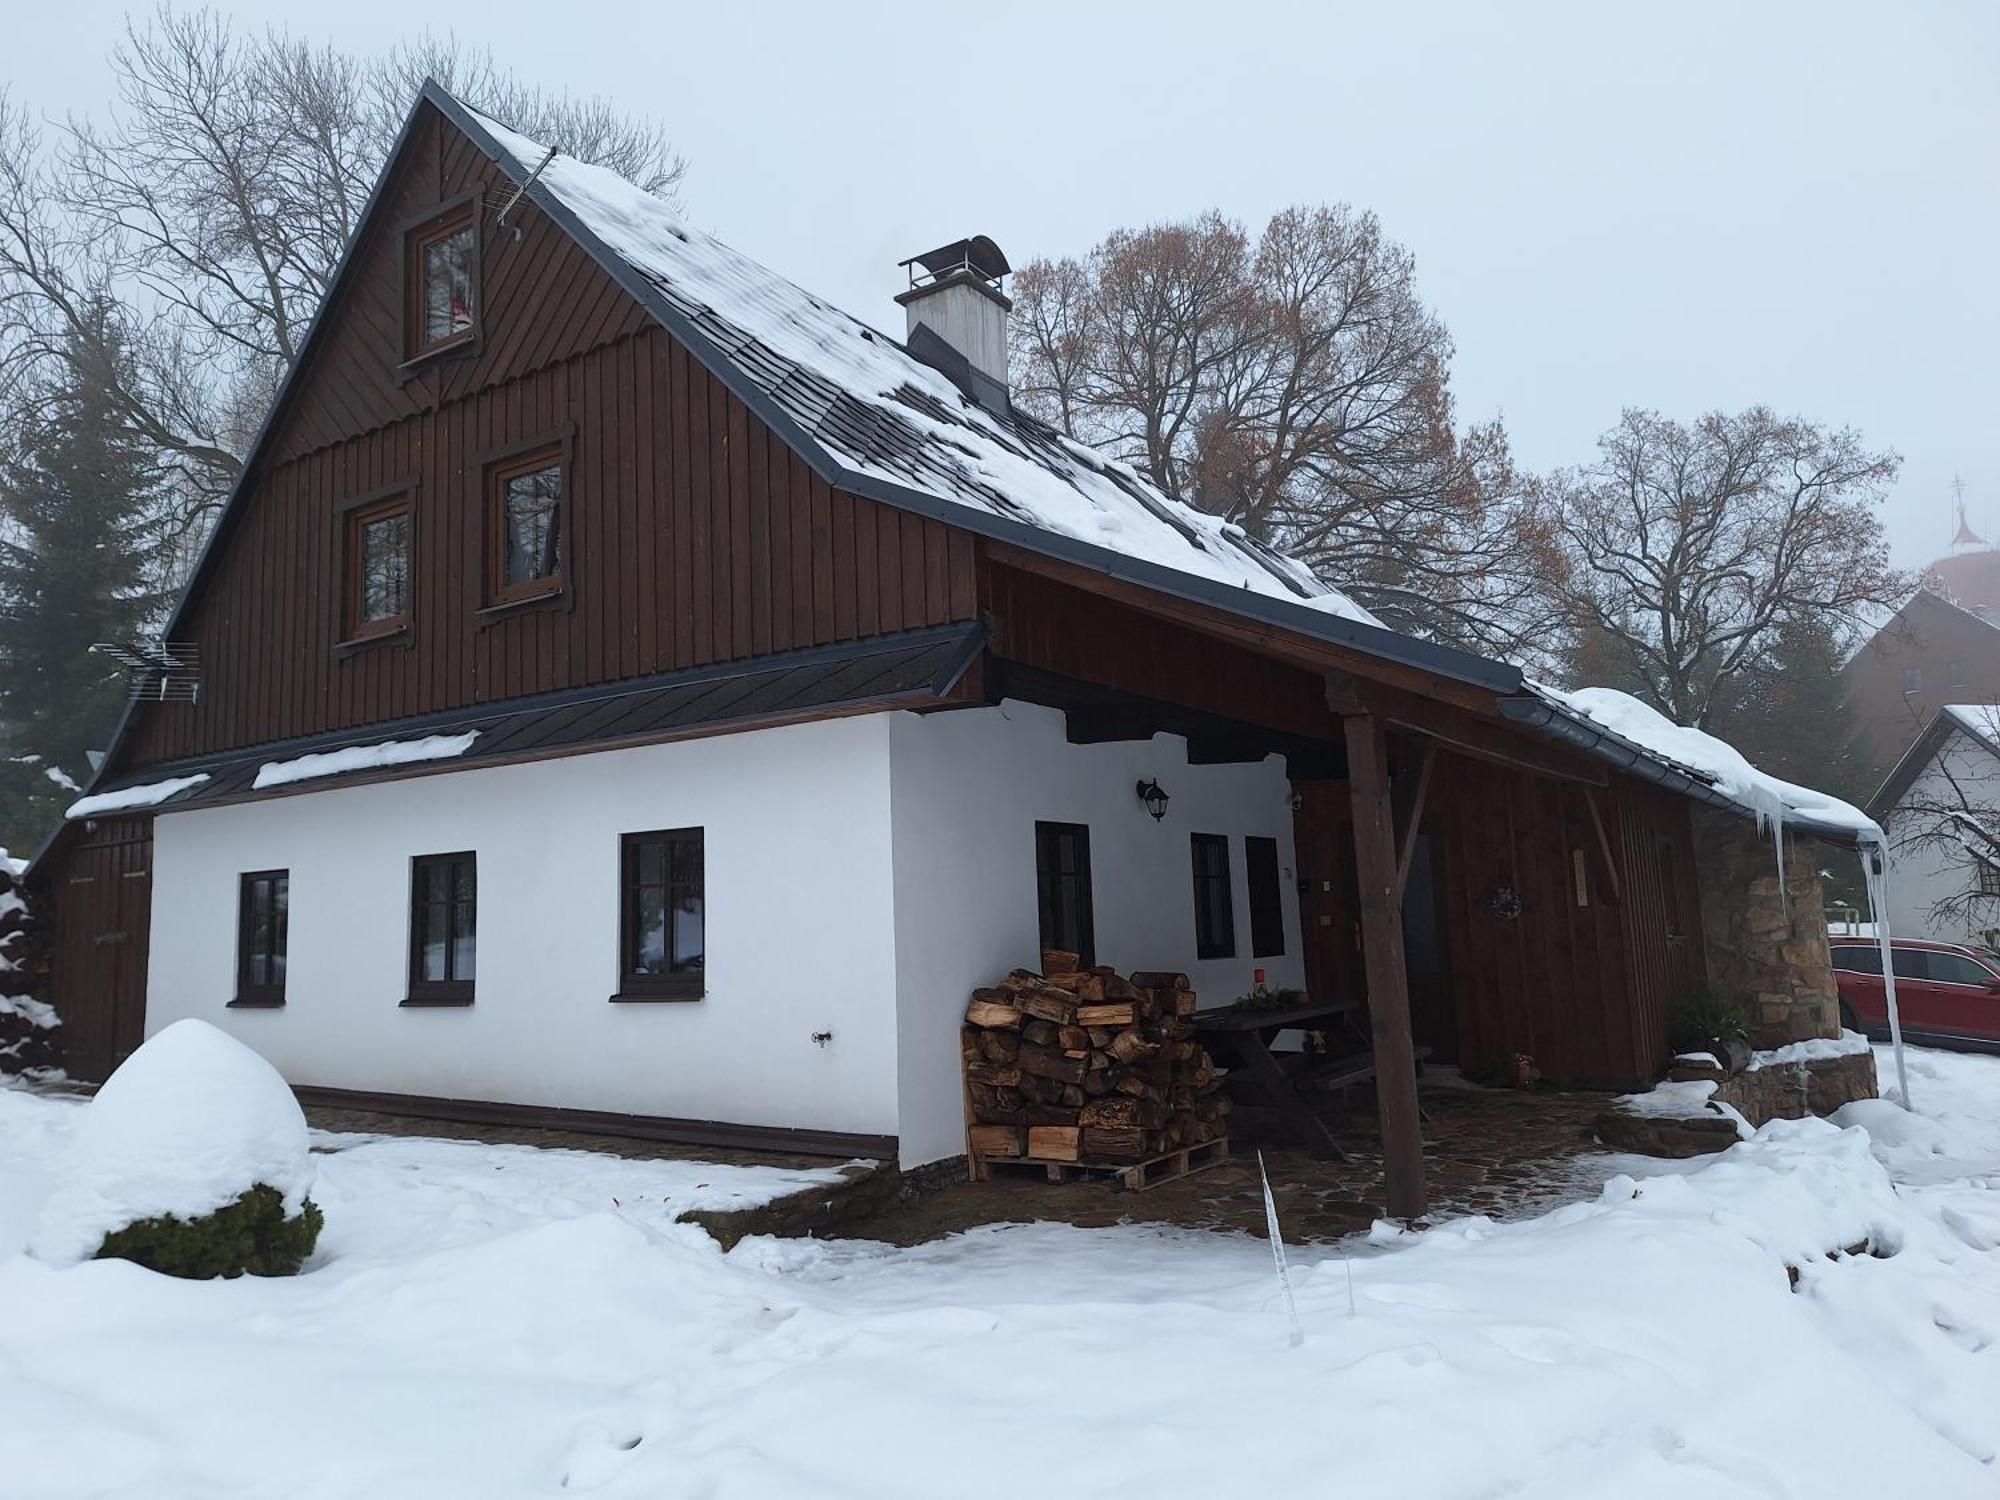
1416, 756, 1698, 1087
42, 820, 153, 1083
123, 332, 975, 765
118, 102, 976, 768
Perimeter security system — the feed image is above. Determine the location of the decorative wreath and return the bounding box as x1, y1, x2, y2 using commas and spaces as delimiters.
1485, 885, 1524, 922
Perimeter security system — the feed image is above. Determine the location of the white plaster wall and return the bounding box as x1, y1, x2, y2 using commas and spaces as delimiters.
888, 700, 1307, 1167
1880, 733, 2000, 945
147, 715, 901, 1138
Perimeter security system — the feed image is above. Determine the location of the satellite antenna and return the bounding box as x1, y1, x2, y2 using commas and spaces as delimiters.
495, 146, 558, 240
92, 641, 200, 703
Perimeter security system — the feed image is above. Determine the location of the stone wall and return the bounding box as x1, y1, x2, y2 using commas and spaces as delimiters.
1714, 1049, 1878, 1122
1691, 808, 1840, 1047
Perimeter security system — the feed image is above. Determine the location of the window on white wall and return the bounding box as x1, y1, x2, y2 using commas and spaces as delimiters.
232, 870, 288, 1007
615, 828, 705, 1000
406, 852, 477, 1005
1034, 821, 1095, 967
1245, 836, 1285, 958
1190, 833, 1235, 960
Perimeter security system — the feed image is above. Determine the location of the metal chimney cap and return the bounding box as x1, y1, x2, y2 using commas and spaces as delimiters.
899, 236, 1011, 286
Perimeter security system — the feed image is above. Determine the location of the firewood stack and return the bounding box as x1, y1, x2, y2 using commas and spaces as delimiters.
963, 951, 1230, 1167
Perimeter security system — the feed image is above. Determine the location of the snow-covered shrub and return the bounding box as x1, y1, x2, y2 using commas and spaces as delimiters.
31, 1019, 321, 1277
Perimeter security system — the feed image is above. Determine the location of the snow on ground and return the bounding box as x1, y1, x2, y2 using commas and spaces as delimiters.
2, 1049, 1999, 1498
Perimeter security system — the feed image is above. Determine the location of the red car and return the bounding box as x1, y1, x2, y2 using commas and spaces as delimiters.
1830, 937, 2000, 1045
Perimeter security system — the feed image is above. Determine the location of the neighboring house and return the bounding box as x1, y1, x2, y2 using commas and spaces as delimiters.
29, 83, 1871, 1212
1841, 589, 2000, 771
1869, 704, 2000, 948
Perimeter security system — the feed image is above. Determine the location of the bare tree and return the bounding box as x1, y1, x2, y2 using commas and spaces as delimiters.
1544, 408, 1903, 727
1010, 205, 1559, 657
0, 7, 686, 555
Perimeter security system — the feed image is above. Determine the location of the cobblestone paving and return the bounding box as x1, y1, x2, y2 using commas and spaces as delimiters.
847, 1082, 1624, 1246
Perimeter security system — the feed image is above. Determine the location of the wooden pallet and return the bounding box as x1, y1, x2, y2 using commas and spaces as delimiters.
969, 1137, 1230, 1192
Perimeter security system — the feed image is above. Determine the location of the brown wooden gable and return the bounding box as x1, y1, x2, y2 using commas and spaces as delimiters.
118, 103, 975, 769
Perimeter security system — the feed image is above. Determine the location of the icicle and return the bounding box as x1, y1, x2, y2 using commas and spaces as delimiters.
1859, 834, 1912, 1110
1770, 810, 1787, 909
1257, 1150, 1304, 1347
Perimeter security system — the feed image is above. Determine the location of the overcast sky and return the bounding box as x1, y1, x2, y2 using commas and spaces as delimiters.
9, 1, 1995, 567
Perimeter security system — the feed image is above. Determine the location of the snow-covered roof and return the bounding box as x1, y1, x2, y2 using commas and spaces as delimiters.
459, 102, 1383, 632
1512, 685, 1882, 845
1942, 704, 2000, 756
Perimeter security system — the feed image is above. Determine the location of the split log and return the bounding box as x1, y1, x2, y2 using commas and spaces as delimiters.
1058, 1025, 1092, 1051
1026, 1103, 1080, 1126
1081, 1071, 1113, 1096
1076, 1003, 1138, 1028
965, 997, 1023, 1030
1020, 991, 1078, 1025
1080, 1127, 1149, 1162
1128, 970, 1190, 994
1017, 1044, 1088, 1085
979, 1031, 1021, 1065
1022, 1019, 1060, 1046
1029, 1125, 1082, 1161
1079, 1096, 1162, 1130
1041, 949, 1081, 976
1106, 1030, 1160, 1065
965, 1063, 1022, 1088
969, 1124, 1024, 1158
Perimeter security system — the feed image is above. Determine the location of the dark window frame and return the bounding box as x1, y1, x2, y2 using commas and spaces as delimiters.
613, 827, 706, 1002
405, 851, 477, 1006
1244, 835, 1285, 958
334, 482, 416, 653
230, 869, 289, 1007
477, 427, 576, 615
1034, 821, 1095, 968
400, 192, 482, 369
1190, 832, 1236, 960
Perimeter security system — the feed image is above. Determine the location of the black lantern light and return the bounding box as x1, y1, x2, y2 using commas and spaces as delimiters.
1135, 778, 1170, 821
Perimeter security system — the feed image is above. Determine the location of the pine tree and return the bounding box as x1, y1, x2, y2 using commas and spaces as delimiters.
1707, 616, 1874, 908
0, 307, 168, 849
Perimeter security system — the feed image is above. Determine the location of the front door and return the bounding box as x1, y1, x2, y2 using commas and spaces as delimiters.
1292, 780, 1362, 1006
53, 818, 153, 1081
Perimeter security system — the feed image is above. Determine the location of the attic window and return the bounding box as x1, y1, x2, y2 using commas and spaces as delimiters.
479, 431, 574, 609
339, 488, 413, 645
406, 203, 478, 360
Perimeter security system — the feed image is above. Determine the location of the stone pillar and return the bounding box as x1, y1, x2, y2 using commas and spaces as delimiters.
1690, 808, 1840, 1047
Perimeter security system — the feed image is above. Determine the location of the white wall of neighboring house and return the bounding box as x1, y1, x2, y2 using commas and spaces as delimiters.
147, 715, 904, 1141
1880, 729, 2000, 946
888, 699, 1306, 1167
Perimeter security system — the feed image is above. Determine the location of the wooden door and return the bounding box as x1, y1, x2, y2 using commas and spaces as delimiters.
1401, 829, 1457, 1062
51, 819, 153, 1081
1292, 781, 1362, 1005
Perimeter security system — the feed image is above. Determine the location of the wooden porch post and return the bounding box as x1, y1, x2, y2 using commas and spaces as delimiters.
1343, 711, 1428, 1220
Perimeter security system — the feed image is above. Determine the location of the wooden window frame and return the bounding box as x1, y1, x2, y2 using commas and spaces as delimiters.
1244, 835, 1286, 958
1190, 832, 1236, 960
230, 869, 289, 1008
404, 851, 477, 1006
1034, 820, 1096, 969
400, 192, 482, 370
478, 428, 576, 614
612, 828, 705, 1002
334, 482, 416, 653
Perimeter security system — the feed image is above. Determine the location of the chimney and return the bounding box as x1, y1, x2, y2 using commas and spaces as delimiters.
895, 236, 1012, 415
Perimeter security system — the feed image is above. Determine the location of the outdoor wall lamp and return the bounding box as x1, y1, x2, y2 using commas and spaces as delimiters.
1135, 778, 1170, 821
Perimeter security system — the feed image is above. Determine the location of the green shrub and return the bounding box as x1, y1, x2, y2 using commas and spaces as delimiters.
1667, 986, 1752, 1057
94, 1184, 323, 1279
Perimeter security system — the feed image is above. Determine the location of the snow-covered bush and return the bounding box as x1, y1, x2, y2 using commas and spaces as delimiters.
30, 1019, 321, 1277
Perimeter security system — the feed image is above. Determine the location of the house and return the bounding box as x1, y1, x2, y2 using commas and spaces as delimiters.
31, 83, 1875, 1216
1867, 704, 2000, 948
1842, 588, 2000, 771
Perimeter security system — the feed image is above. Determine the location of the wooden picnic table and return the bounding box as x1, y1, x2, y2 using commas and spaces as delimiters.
1192, 999, 1373, 1160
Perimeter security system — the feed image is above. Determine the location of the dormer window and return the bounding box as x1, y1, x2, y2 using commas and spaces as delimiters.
405, 202, 478, 361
